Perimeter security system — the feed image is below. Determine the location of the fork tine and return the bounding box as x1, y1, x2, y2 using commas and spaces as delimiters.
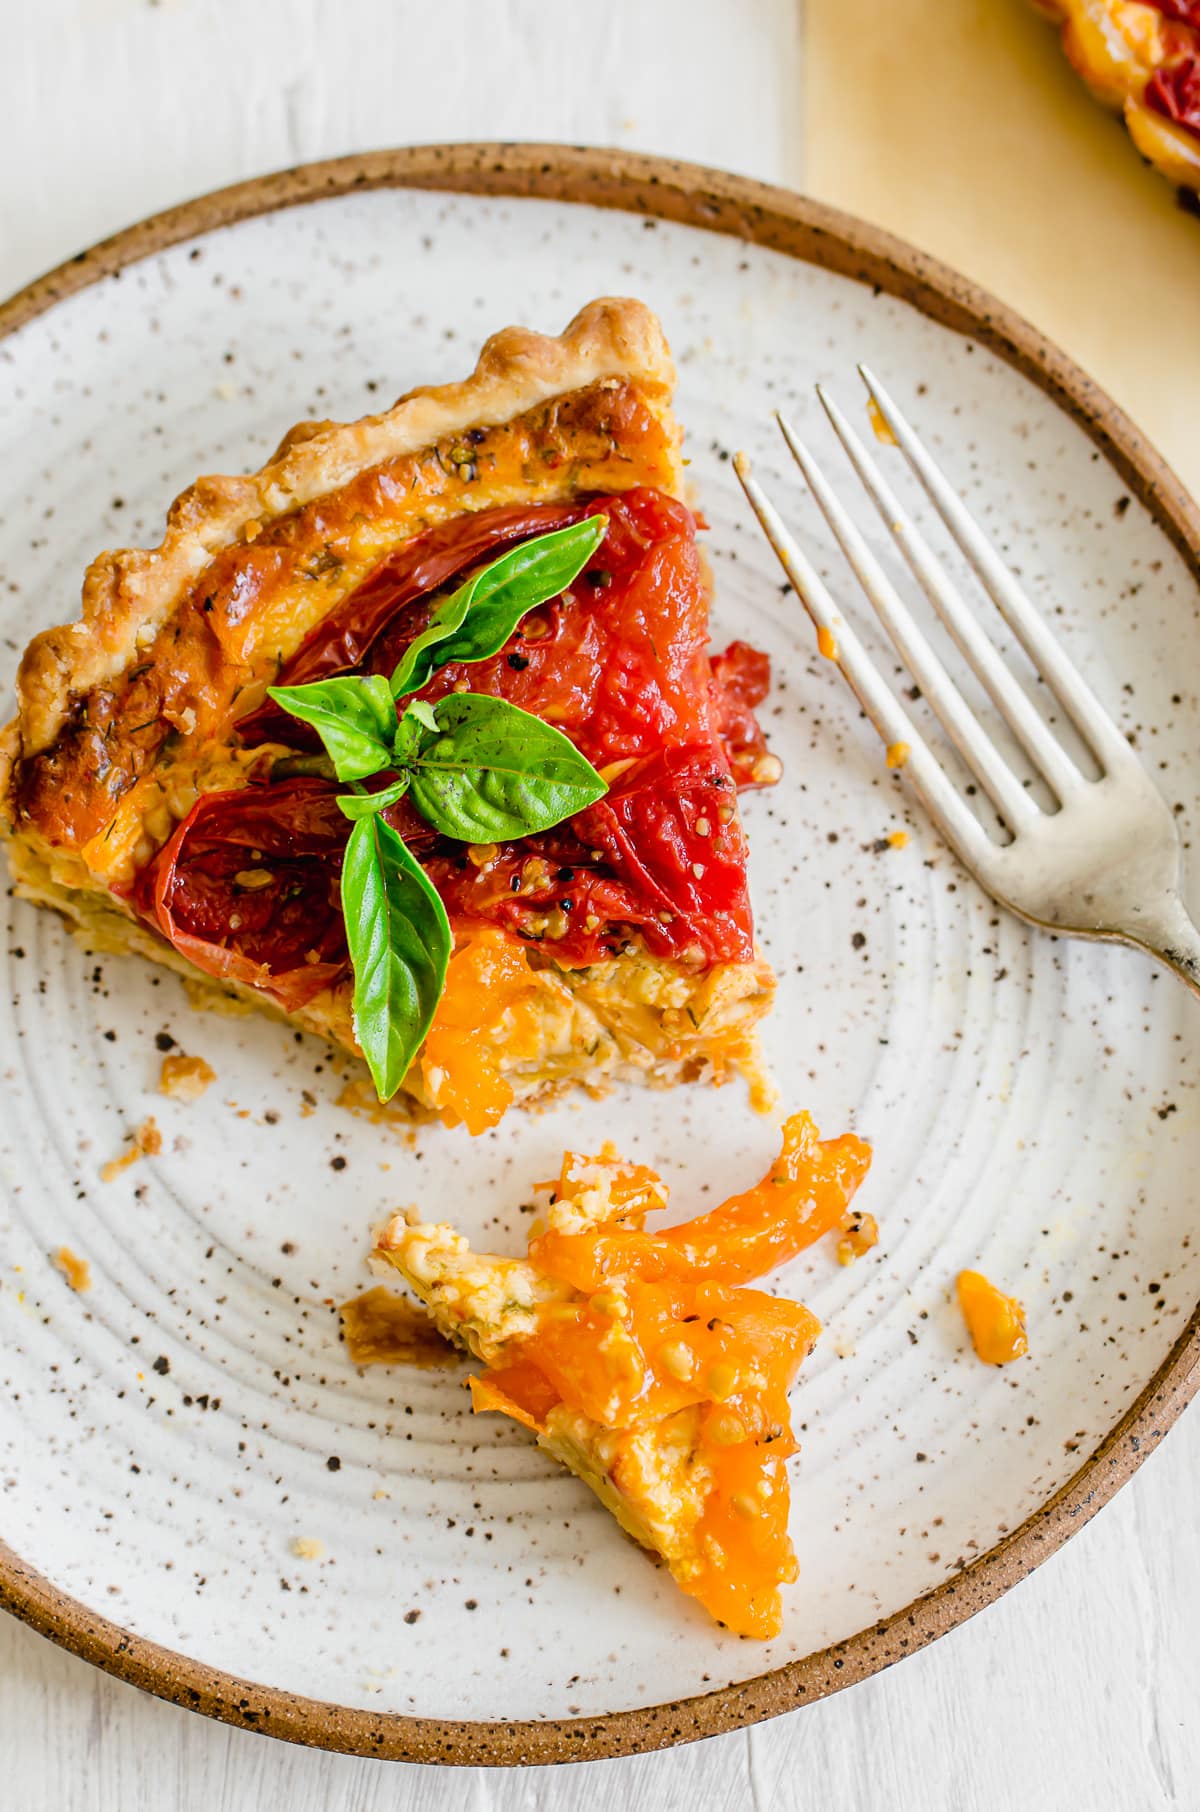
732, 451, 999, 877
814, 384, 1085, 806
774, 413, 1037, 832
857, 365, 1132, 773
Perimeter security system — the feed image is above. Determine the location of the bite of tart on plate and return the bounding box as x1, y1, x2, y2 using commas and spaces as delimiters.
0, 299, 780, 1132
372, 1112, 873, 1638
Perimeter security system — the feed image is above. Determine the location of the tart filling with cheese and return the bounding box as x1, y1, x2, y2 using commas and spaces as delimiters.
0, 299, 778, 1129
372, 1113, 872, 1637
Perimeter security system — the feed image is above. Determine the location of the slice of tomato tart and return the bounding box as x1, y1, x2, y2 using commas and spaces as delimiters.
1031, 0, 1200, 192
371, 1112, 873, 1637
0, 299, 780, 1130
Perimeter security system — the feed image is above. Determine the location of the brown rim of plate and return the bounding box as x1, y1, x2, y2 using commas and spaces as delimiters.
0, 143, 1197, 1767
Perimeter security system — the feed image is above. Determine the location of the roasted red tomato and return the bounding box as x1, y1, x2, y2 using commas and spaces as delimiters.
1145, 2, 1200, 31
427, 746, 754, 966
709, 640, 774, 786
243, 490, 766, 783
136, 489, 774, 992
131, 778, 351, 1008
1146, 52, 1200, 138
133, 776, 441, 1008
389, 491, 728, 767
238, 499, 588, 745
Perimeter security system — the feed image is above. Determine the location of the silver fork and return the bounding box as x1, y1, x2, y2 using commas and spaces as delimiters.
734, 370, 1200, 997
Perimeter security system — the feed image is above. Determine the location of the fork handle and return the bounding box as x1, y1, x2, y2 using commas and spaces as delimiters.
1131, 897, 1200, 1000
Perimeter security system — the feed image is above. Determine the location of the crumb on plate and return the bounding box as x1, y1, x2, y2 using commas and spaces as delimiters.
101, 1117, 162, 1183
159, 1052, 216, 1102
957, 1269, 1028, 1365
836, 1209, 879, 1266
339, 1286, 460, 1368
52, 1246, 91, 1292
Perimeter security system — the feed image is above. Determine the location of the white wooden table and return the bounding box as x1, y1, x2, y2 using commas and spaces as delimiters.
2, 4, 1197, 1805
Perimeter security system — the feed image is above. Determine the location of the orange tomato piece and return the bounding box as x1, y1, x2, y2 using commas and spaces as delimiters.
527, 1281, 685, 1427
957, 1270, 1028, 1365
420, 928, 542, 1135
683, 1438, 799, 1639
525, 1276, 820, 1433
529, 1224, 664, 1292
550, 1150, 667, 1219
469, 1357, 561, 1429
658, 1111, 872, 1283
532, 1113, 871, 1291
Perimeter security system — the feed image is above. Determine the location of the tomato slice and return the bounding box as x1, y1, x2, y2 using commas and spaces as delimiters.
1146, 52, 1200, 140
684, 1438, 799, 1639
133, 488, 774, 996
531, 1113, 872, 1291
469, 1358, 561, 1430
130, 777, 351, 1009
710, 640, 774, 786
238, 499, 589, 746
1144, 1, 1200, 30
658, 1112, 873, 1283
418, 929, 544, 1134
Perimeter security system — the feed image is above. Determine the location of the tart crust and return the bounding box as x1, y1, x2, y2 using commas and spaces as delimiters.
5, 297, 678, 766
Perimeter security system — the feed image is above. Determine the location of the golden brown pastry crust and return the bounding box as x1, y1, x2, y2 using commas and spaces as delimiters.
6, 298, 678, 768
2, 297, 686, 900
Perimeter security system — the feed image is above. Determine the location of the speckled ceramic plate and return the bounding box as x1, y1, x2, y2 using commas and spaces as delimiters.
1, 148, 1198, 1766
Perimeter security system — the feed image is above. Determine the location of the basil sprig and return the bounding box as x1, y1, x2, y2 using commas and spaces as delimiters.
265, 519, 610, 1103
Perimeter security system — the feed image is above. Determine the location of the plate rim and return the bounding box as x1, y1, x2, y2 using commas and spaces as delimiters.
1, 140, 1197, 1768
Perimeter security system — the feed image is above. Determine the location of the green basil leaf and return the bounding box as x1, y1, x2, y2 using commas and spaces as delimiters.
402, 698, 440, 736
405, 694, 608, 842
391, 696, 443, 767
336, 776, 411, 820
386, 580, 476, 701
341, 814, 451, 1101
389, 515, 607, 698
267, 674, 397, 781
